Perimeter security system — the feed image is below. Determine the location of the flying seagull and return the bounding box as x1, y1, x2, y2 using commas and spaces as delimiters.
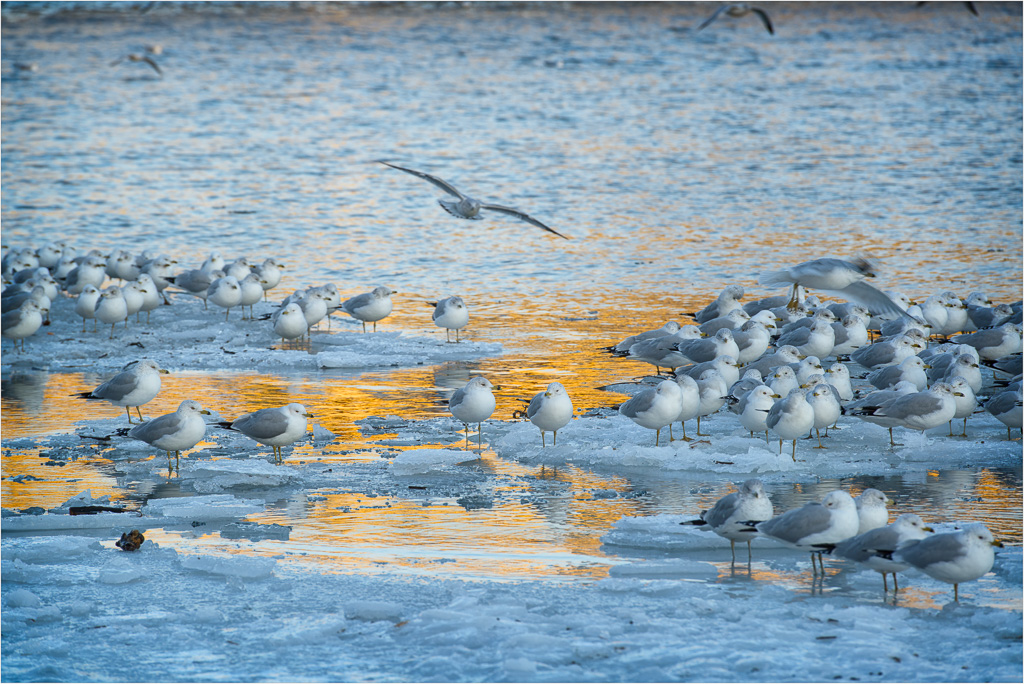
697, 4, 775, 35
378, 160, 569, 239
111, 53, 163, 76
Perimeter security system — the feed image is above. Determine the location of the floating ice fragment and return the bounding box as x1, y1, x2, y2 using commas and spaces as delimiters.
390, 449, 479, 475
6, 589, 42, 608
608, 559, 719, 579
344, 600, 402, 622
179, 554, 276, 580
141, 494, 264, 519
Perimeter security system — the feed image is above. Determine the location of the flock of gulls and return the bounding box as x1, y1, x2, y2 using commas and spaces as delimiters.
2, 233, 1020, 600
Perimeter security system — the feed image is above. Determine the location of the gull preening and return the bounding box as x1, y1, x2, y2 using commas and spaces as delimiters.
378, 160, 569, 239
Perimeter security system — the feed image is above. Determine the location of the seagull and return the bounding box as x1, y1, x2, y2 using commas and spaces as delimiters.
340, 286, 395, 333
680, 479, 774, 563
378, 160, 569, 239
430, 295, 470, 343
889, 523, 1003, 602
525, 382, 574, 446
77, 359, 168, 423
448, 376, 496, 451
219, 403, 313, 463
829, 513, 934, 592
110, 53, 163, 76
755, 490, 860, 575
617, 379, 684, 446
696, 4, 775, 35
128, 399, 211, 470
759, 257, 911, 318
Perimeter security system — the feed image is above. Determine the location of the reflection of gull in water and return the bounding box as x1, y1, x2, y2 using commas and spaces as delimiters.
110, 53, 163, 76
378, 160, 569, 239
697, 4, 775, 35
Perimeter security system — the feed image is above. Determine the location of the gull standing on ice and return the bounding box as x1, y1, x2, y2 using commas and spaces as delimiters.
448, 376, 496, 451
341, 286, 396, 333
888, 523, 1003, 601
759, 257, 910, 318
94, 286, 128, 339
853, 488, 891, 534
766, 388, 815, 461
755, 490, 860, 575
75, 285, 101, 332
273, 303, 307, 345
830, 513, 933, 592
220, 403, 313, 463
526, 382, 573, 447
984, 387, 1022, 440
696, 4, 775, 34
77, 359, 168, 423
378, 160, 569, 239
430, 295, 470, 343
129, 399, 211, 470
618, 379, 684, 446
736, 385, 780, 442
681, 479, 774, 563
207, 275, 242, 320
2, 299, 46, 351
686, 284, 745, 324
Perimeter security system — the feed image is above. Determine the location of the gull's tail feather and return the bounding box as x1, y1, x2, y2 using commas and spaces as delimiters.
758, 269, 793, 287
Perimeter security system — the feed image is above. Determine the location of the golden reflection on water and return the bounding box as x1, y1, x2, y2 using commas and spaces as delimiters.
2, 283, 1022, 588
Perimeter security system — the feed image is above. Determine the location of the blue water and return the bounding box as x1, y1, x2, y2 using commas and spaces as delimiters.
2, 0, 1021, 584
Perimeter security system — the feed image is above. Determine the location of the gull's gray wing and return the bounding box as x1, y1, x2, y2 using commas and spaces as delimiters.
378, 161, 465, 199
758, 503, 831, 544
954, 327, 1006, 348
233, 408, 289, 440
479, 203, 569, 239
696, 5, 729, 31
92, 370, 140, 401
751, 7, 774, 34
1, 308, 27, 331
619, 388, 657, 419
526, 392, 547, 419
776, 327, 811, 348
342, 292, 373, 313
764, 396, 792, 430
129, 412, 184, 443
876, 392, 942, 420
142, 56, 162, 75
895, 533, 967, 569
833, 526, 899, 563
835, 280, 911, 319
448, 386, 469, 413
703, 492, 741, 529
985, 390, 1022, 416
